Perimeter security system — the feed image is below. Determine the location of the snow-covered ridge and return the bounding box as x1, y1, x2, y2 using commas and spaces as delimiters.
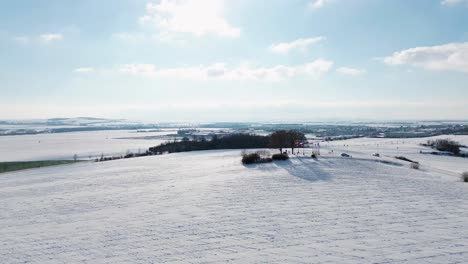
1, 150, 468, 263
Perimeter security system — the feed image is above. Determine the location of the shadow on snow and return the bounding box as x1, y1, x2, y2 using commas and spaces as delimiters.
245, 156, 332, 182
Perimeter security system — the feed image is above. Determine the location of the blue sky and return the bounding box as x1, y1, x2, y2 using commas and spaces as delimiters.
1, 0, 468, 121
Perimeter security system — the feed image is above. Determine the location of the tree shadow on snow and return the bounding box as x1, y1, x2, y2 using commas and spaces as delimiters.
277, 158, 331, 182
243, 162, 277, 173
272, 157, 332, 182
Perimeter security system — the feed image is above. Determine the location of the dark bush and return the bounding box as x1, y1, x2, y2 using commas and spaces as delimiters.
410, 163, 420, 170
272, 153, 289, 161
255, 150, 271, 158
311, 154, 317, 159
242, 150, 273, 164
242, 153, 260, 164
425, 139, 461, 155
395, 156, 418, 164
462, 172, 468, 182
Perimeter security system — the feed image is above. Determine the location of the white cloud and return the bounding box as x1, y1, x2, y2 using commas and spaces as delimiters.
12, 33, 63, 46
120, 64, 157, 77
40, 33, 63, 43
441, 0, 468, 6
74, 68, 95, 73
269, 37, 326, 54
139, 0, 240, 38
383, 42, 468, 73
309, 0, 332, 9
336, 67, 366, 76
13, 36, 30, 45
112, 31, 186, 45
112, 32, 147, 42
119, 59, 333, 81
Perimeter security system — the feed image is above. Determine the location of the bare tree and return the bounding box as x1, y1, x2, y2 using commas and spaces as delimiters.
269, 130, 288, 153
269, 130, 306, 153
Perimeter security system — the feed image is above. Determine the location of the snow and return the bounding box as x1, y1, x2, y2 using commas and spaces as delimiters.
324, 135, 468, 175
1, 149, 468, 263
0, 130, 177, 162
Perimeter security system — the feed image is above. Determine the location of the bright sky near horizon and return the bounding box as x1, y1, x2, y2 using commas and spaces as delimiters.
1, 0, 468, 122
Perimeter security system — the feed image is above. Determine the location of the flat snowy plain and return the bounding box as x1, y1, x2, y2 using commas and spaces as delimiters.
325, 135, 468, 175
1, 135, 468, 263
0, 130, 176, 162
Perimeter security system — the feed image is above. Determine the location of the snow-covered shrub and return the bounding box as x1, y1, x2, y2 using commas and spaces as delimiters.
395, 156, 418, 163
242, 153, 260, 164
272, 153, 289, 161
410, 163, 420, 170
425, 139, 461, 155
462, 172, 468, 182
242, 151, 273, 164
255, 150, 271, 158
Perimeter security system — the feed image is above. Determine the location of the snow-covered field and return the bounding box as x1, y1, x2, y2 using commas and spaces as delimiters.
324, 135, 468, 175
0, 130, 177, 162
1, 147, 468, 263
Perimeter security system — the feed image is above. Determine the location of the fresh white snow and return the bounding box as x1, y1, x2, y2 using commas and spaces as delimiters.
0, 130, 176, 162
1, 148, 468, 263
325, 135, 468, 175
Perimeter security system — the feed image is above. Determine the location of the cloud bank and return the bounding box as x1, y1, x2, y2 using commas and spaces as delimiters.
74, 68, 95, 73
119, 59, 334, 81
441, 0, 468, 6
336, 67, 366, 76
269, 37, 326, 54
139, 0, 240, 38
309, 0, 332, 9
40, 33, 63, 43
383, 42, 468, 73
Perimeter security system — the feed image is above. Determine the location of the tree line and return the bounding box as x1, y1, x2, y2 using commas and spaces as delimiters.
148, 130, 306, 155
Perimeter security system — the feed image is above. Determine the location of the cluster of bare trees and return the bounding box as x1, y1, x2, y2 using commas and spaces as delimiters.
268, 130, 306, 154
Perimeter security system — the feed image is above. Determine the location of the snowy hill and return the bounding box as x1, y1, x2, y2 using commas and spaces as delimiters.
1, 150, 468, 263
